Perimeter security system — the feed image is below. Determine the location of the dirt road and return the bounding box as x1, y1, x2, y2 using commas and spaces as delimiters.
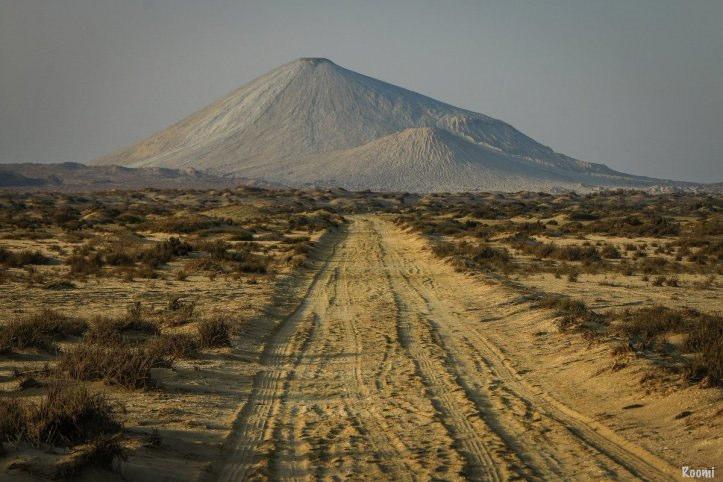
211, 216, 679, 481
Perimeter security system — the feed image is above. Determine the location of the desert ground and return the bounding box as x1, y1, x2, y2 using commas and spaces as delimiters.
0, 188, 720, 481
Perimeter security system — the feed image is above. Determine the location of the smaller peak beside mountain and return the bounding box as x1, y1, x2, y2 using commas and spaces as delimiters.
396, 126, 461, 142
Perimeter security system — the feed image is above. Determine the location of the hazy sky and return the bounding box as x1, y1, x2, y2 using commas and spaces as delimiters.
1, 0, 721, 182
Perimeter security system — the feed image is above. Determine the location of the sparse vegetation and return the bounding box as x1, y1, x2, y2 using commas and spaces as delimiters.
0, 186, 719, 476
197, 318, 231, 348
146, 333, 199, 359
0, 384, 121, 446
0, 309, 87, 353
57, 344, 170, 389
0, 247, 50, 267
615, 306, 722, 386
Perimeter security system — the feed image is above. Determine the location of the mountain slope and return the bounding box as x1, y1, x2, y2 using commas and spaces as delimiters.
94, 58, 675, 192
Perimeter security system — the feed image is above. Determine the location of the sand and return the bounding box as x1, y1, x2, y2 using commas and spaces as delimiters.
203, 216, 720, 481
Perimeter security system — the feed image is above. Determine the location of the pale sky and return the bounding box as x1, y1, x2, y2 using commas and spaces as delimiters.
1, 0, 721, 182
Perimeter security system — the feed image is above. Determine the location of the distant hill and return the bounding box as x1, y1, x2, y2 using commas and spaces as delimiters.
0, 163, 244, 191
93, 58, 707, 192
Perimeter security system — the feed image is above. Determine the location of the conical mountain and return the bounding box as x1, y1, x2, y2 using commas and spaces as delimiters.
94, 58, 666, 192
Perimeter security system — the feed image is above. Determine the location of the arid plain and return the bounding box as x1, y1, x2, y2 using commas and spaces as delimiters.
0, 187, 720, 481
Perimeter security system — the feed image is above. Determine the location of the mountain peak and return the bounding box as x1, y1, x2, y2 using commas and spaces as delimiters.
296, 57, 334, 66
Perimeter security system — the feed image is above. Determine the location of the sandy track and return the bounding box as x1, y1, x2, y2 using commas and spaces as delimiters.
210, 216, 679, 481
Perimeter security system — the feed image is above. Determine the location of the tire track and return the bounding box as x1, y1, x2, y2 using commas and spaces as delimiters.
371, 216, 679, 481
370, 221, 512, 481
213, 231, 343, 482
212, 215, 678, 481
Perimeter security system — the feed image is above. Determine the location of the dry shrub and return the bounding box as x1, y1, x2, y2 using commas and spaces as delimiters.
24, 384, 121, 446
228, 229, 254, 241
67, 237, 193, 277
0, 399, 24, 442
534, 295, 606, 333
0, 247, 51, 267
146, 333, 199, 359
0, 384, 120, 446
43, 279, 76, 290
432, 240, 512, 273
616, 306, 722, 386
55, 435, 127, 477
236, 258, 269, 274
144, 215, 228, 234
616, 306, 686, 349
83, 318, 125, 346
84, 309, 159, 346
600, 244, 621, 259
512, 239, 601, 263
183, 257, 221, 273
197, 318, 231, 348
137, 237, 193, 268
159, 297, 196, 326
57, 344, 169, 389
67, 252, 104, 276
0, 309, 87, 353
683, 314, 723, 386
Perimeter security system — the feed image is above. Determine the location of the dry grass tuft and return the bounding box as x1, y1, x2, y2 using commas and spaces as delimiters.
0, 384, 120, 446
146, 333, 199, 359
197, 318, 231, 348
57, 344, 169, 389
0, 309, 87, 353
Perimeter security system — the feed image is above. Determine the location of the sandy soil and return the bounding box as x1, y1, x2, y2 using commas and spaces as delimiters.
202, 216, 721, 481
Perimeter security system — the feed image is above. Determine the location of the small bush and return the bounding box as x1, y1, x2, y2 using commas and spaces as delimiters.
24, 384, 121, 446
0, 309, 87, 353
55, 434, 127, 477
616, 306, 685, 349
197, 318, 231, 348
0, 247, 51, 267
57, 344, 169, 389
687, 344, 722, 386
67, 252, 104, 276
0, 384, 121, 447
146, 333, 198, 359
84, 317, 125, 346
0, 399, 25, 442
84, 310, 159, 346
535, 295, 606, 332
684, 314, 722, 386
432, 240, 512, 273
665, 276, 680, 287
616, 306, 722, 386
601, 244, 621, 259
159, 297, 196, 326
136, 237, 193, 268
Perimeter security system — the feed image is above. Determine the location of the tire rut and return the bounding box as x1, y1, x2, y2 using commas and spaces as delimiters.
210, 216, 678, 481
